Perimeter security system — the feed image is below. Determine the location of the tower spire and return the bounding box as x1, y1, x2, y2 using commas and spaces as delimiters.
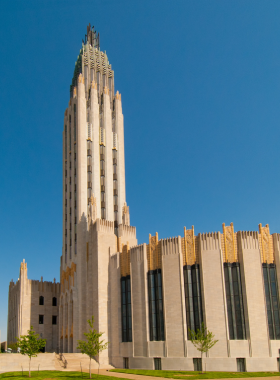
83, 23, 100, 49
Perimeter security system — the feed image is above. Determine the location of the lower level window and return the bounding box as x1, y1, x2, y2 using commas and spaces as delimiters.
154, 358, 161, 370
39, 315, 44, 324
121, 276, 132, 342
123, 357, 129, 369
193, 358, 202, 372
263, 263, 280, 339
52, 315, 57, 325
236, 358, 246, 372
183, 264, 203, 337
148, 269, 165, 341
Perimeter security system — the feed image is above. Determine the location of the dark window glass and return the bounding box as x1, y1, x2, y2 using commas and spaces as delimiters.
39, 315, 44, 324
237, 358, 246, 372
193, 358, 202, 371
52, 297, 57, 307
52, 315, 57, 325
154, 358, 162, 370
148, 269, 165, 341
184, 264, 204, 339
121, 276, 132, 342
262, 264, 280, 340
224, 263, 246, 340
39, 296, 44, 306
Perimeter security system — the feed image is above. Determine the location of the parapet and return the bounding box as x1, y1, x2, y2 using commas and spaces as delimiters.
130, 243, 146, 263
161, 237, 181, 256
118, 224, 136, 238
238, 231, 259, 250
93, 218, 114, 233
199, 232, 221, 251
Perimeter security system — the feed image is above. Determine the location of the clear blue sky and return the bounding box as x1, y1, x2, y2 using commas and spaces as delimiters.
1, 0, 280, 341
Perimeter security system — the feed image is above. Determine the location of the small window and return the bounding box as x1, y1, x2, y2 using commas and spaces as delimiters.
52, 315, 57, 325
39, 315, 44, 324
237, 358, 246, 372
39, 296, 44, 305
123, 357, 129, 369
193, 358, 202, 371
154, 358, 161, 370
52, 297, 57, 307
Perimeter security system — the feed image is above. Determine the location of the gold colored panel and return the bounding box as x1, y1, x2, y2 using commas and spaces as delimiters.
259, 224, 274, 264
182, 226, 198, 266
222, 223, 238, 263
120, 242, 130, 277
147, 233, 161, 271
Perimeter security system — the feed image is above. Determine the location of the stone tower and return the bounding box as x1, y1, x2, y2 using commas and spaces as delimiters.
60, 24, 137, 360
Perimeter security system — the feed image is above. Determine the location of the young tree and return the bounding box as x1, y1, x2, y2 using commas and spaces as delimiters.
16, 326, 46, 378
8, 341, 18, 352
77, 316, 109, 379
189, 322, 218, 373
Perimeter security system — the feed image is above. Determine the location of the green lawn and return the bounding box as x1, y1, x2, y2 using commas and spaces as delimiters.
110, 369, 280, 379
0, 371, 116, 379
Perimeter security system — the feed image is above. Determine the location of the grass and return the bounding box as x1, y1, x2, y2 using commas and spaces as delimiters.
110, 369, 280, 379
0, 371, 116, 379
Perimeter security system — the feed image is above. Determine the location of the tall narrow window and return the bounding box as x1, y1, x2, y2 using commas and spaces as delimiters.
121, 276, 132, 342
74, 104, 76, 141
65, 125, 67, 159
183, 264, 203, 337
69, 115, 72, 150
224, 263, 246, 339
263, 263, 280, 339
148, 269, 165, 341
39, 296, 44, 306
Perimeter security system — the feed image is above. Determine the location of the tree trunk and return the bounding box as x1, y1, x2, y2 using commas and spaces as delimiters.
89, 357, 91, 379
29, 357, 31, 378
201, 351, 203, 374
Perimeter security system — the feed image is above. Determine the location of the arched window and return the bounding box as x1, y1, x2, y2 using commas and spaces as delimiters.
52, 297, 57, 307
39, 296, 44, 305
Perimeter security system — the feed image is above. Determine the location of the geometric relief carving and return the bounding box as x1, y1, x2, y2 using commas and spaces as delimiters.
182, 226, 198, 266
147, 233, 162, 271
258, 223, 274, 264
222, 222, 238, 263
120, 242, 130, 277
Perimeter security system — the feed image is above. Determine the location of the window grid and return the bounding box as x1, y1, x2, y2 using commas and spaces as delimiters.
148, 269, 165, 341
224, 263, 246, 340
183, 264, 203, 338
263, 263, 280, 339
121, 276, 132, 342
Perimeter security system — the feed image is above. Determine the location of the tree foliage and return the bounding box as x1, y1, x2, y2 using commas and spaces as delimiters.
189, 322, 218, 372
16, 326, 46, 377
77, 316, 109, 379
8, 341, 18, 352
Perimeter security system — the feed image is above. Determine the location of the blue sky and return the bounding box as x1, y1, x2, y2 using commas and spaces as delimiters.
1, 0, 280, 341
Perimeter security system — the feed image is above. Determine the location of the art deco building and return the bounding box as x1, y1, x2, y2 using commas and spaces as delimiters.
60, 24, 137, 363
8, 24, 280, 372
58, 25, 280, 372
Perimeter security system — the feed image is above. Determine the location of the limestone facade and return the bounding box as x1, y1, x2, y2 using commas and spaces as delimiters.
58, 25, 280, 371
7, 24, 280, 372
7, 260, 60, 352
